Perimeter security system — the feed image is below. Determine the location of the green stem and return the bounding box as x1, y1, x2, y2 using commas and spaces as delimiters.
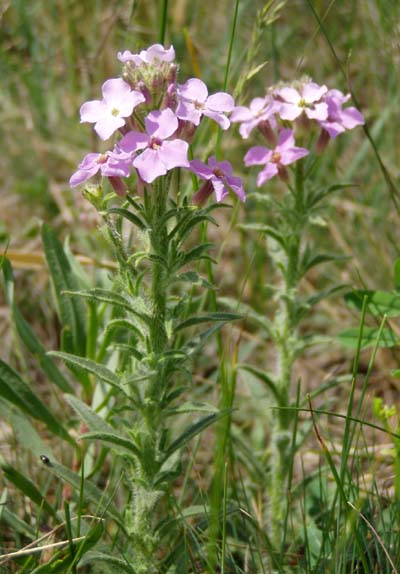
270, 161, 304, 546
129, 179, 170, 574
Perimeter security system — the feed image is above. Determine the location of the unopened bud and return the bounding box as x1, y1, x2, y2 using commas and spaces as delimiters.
277, 166, 289, 182
108, 176, 127, 196
315, 128, 330, 154
258, 120, 276, 145
192, 180, 214, 206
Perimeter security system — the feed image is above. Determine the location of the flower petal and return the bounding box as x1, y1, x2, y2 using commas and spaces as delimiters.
340, 107, 364, 129
102, 78, 132, 106
80, 100, 106, 123
144, 44, 175, 63
145, 108, 178, 139
279, 146, 309, 165
244, 146, 272, 166
305, 102, 328, 120
276, 87, 301, 104
225, 175, 246, 202
202, 109, 230, 130
278, 103, 302, 121
177, 78, 208, 103
257, 163, 278, 186
230, 106, 253, 123
206, 92, 234, 112
190, 159, 214, 180
175, 100, 202, 125
94, 115, 125, 140
159, 139, 189, 170
119, 131, 149, 153
211, 178, 228, 202
133, 148, 167, 183
302, 82, 327, 103
277, 129, 295, 150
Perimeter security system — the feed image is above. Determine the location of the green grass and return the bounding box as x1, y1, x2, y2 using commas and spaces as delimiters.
1, 0, 400, 572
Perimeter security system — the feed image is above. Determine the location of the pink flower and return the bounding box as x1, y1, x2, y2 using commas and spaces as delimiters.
274, 82, 328, 122
69, 151, 131, 187
190, 156, 245, 203
244, 129, 309, 186
230, 96, 278, 139
118, 44, 175, 65
317, 89, 364, 138
79, 78, 145, 140
176, 78, 234, 130
118, 108, 189, 183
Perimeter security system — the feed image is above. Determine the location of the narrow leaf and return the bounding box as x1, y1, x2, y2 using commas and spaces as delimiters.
79, 432, 141, 458
337, 327, 398, 349
0, 359, 73, 444
49, 352, 121, 390
1, 463, 56, 518
175, 312, 241, 332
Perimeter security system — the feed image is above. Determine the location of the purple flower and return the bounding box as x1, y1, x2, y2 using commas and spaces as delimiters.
230, 96, 278, 139
79, 78, 145, 140
244, 129, 309, 186
118, 108, 189, 183
317, 89, 364, 138
176, 78, 234, 130
118, 44, 175, 65
69, 151, 131, 187
274, 82, 328, 122
190, 156, 245, 203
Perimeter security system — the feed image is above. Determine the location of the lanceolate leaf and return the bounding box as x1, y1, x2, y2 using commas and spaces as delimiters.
79, 432, 141, 458
237, 363, 281, 403
12, 304, 73, 393
175, 312, 241, 332
40, 459, 123, 528
79, 551, 135, 574
337, 327, 398, 349
107, 207, 147, 230
63, 288, 151, 325
1, 463, 56, 518
64, 395, 115, 434
49, 352, 121, 391
345, 289, 400, 317
0, 359, 73, 444
42, 224, 86, 356
163, 410, 232, 461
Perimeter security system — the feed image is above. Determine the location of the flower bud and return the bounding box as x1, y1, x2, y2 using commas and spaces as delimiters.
82, 184, 103, 209
192, 180, 214, 206
315, 128, 330, 154
108, 176, 127, 196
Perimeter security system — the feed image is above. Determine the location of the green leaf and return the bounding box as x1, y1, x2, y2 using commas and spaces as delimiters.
176, 243, 215, 269
337, 327, 398, 349
106, 207, 147, 230
1, 256, 14, 304
40, 458, 123, 528
79, 551, 135, 573
394, 259, 400, 290
0, 359, 73, 444
1, 507, 36, 538
64, 395, 114, 434
238, 223, 286, 248
345, 289, 400, 317
63, 288, 151, 325
13, 304, 73, 393
237, 363, 281, 403
163, 410, 232, 461
166, 401, 219, 416
1, 463, 56, 518
42, 224, 86, 355
79, 432, 141, 458
175, 312, 241, 332
49, 352, 121, 391
219, 296, 273, 334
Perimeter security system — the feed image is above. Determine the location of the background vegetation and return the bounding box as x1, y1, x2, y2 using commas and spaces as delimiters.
1, 0, 400, 572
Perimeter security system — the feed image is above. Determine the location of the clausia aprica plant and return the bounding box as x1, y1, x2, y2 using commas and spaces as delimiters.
17, 44, 364, 571
231, 79, 364, 545
66, 43, 245, 574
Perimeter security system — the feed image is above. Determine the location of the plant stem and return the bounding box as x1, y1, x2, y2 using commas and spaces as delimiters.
129, 178, 170, 574
270, 161, 304, 547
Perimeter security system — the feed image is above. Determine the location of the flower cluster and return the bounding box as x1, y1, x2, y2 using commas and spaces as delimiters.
71, 44, 244, 204
231, 79, 364, 186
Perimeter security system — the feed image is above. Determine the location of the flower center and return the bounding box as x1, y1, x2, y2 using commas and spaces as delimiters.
111, 107, 120, 117
194, 100, 205, 110
272, 152, 281, 164
150, 137, 162, 150
213, 167, 224, 178
298, 98, 307, 108
97, 153, 109, 164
